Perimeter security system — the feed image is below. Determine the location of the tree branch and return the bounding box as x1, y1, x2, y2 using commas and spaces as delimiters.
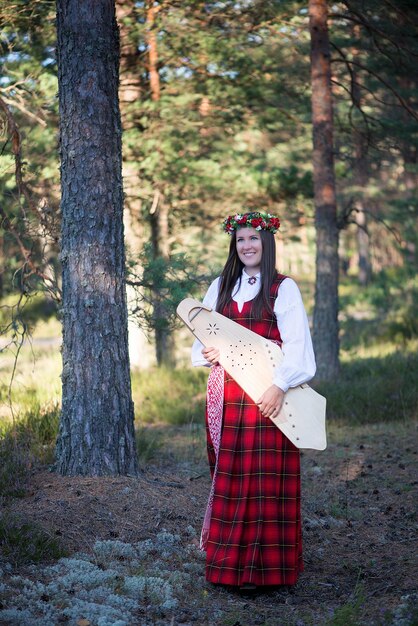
338, 203, 403, 244
332, 4, 418, 59
0, 94, 61, 299
331, 58, 418, 121
1, 93, 48, 128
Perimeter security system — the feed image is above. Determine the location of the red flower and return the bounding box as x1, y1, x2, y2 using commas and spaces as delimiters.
221, 210, 281, 234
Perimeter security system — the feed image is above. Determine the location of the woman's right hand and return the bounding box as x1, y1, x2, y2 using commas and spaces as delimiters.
202, 346, 220, 365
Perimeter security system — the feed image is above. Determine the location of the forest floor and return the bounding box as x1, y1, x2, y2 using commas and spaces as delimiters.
0, 420, 417, 626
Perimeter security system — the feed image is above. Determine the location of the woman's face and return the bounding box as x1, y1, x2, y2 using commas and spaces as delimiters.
236, 227, 263, 275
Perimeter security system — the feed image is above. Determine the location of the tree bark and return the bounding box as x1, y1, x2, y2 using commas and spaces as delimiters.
0, 233, 3, 299
149, 196, 176, 367
116, 0, 145, 256
351, 25, 372, 285
55, 0, 138, 476
147, 0, 161, 102
116, 0, 152, 368
116, 0, 144, 109
309, 0, 340, 380
146, 1, 175, 366
353, 138, 372, 285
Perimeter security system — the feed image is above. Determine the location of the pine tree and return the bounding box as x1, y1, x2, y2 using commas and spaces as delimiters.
309, 0, 340, 380
55, 0, 138, 476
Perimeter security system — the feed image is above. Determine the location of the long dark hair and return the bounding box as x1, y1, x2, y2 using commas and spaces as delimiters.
216, 229, 278, 319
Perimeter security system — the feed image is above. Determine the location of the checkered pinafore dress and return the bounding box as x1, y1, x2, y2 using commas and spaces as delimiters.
205, 275, 303, 586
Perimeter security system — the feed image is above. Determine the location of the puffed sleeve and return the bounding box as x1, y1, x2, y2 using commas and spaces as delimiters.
191, 277, 221, 367
272, 278, 316, 392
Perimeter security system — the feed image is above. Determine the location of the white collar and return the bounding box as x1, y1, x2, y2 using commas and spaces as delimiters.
242, 269, 261, 283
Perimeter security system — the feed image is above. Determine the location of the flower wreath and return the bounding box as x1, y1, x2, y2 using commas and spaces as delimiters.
221, 211, 281, 235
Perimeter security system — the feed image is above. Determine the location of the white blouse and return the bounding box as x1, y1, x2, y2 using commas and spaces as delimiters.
191, 270, 316, 392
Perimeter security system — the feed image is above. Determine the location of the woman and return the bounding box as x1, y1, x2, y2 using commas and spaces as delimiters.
192, 211, 316, 589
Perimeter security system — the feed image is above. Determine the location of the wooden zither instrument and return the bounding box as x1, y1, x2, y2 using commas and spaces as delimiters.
177, 298, 327, 451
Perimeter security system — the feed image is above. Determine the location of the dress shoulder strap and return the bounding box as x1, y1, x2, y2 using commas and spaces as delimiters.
270, 273, 288, 300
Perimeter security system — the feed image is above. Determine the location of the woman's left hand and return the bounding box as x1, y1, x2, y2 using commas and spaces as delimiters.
257, 385, 286, 423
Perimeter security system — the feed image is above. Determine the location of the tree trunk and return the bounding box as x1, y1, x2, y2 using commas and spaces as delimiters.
116, 0, 143, 110
353, 137, 372, 286
309, 0, 340, 380
147, 0, 161, 103
55, 0, 138, 476
116, 0, 146, 254
116, 0, 153, 368
150, 196, 176, 367
0, 233, 3, 299
351, 25, 372, 285
146, 1, 175, 366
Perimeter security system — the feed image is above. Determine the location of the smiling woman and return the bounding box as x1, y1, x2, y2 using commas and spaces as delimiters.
191, 210, 316, 591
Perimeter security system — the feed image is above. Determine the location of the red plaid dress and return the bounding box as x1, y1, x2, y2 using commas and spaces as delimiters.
205, 275, 303, 586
